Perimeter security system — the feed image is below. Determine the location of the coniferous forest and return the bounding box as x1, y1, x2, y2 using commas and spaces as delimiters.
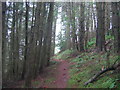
1, 1, 120, 88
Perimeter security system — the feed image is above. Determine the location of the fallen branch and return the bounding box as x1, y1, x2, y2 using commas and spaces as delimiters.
84, 63, 120, 86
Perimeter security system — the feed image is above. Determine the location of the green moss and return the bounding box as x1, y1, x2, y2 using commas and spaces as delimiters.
32, 80, 41, 86
53, 49, 74, 60
68, 65, 92, 88
105, 35, 114, 40
50, 60, 59, 65
68, 50, 119, 88
86, 77, 116, 88
71, 57, 84, 63
45, 77, 55, 83
87, 37, 96, 49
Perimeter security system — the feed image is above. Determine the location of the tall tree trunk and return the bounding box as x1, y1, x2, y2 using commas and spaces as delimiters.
14, 2, 19, 80
33, 2, 43, 78
25, 30, 34, 87
9, 3, 16, 80
71, 2, 78, 50
65, 5, 71, 50
79, 2, 85, 52
51, 10, 58, 56
85, 3, 90, 51
21, 2, 29, 80
105, 2, 110, 35
2, 2, 6, 81
46, 2, 54, 66
112, 2, 120, 53
96, 2, 106, 52
0, 2, 2, 88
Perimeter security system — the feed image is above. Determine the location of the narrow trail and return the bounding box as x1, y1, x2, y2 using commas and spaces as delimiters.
37, 59, 70, 88
36, 59, 70, 88
10, 59, 70, 88
54, 59, 70, 88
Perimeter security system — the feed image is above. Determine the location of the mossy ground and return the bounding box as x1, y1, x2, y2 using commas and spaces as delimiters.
15, 36, 120, 88
67, 51, 119, 88
53, 49, 77, 60
53, 36, 119, 88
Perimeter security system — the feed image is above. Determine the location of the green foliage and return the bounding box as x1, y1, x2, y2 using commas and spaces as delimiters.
105, 35, 114, 40
68, 50, 119, 88
50, 60, 58, 65
116, 80, 120, 89
56, 32, 66, 51
53, 49, 74, 60
116, 55, 120, 61
87, 37, 96, 48
71, 56, 83, 63
45, 78, 55, 83
32, 81, 40, 86
86, 77, 116, 88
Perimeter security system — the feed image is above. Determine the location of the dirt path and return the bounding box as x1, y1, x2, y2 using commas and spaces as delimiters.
54, 59, 70, 88
37, 59, 70, 88
9, 59, 70, 88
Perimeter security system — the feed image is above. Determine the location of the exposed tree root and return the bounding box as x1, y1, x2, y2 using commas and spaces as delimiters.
84, 63, 120, 86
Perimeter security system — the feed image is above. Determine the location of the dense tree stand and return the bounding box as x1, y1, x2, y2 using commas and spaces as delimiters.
1, 1, 120, 88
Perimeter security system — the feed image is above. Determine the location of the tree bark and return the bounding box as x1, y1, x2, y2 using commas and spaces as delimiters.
112, 2, 120, 53
0, 2, 2, 88
21, 2, 29, 80
96, 2, 106, 52
79, 2, 85, 52
46, 2, 54, 66
2, 2, 6, 81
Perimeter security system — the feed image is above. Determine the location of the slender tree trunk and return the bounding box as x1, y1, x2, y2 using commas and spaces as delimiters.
112, 2, 120, 53
33, 2, 43, 78
2, 2, 6, 81
0, 2, 2, 88
9, 3, 16, 80
51, 12, 57, 56
96, 2, 106, 52
79, 2, 85, 52
25, 30, 34, 87
65, 5, 71, 50
21, 2, 29, 80
46, 2, 54, 66
14, 3, 19, 80
85, 3, 90, 51
105, 2, 110, 35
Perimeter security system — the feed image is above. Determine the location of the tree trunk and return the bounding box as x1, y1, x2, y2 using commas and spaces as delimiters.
2, 2, 6, 81
105, 2, 110, 35
0, 2, 2, 88
51, 10, 58, 56
79, 2, 85, 52
46, 2, 54, 66
112, 2, 120, 53
96, 2, 106, 52
21, 2, 29, 80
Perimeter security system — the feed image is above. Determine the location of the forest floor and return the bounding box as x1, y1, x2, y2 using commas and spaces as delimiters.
7, 38, 120, 89
6, 36, 120, 88
9, 48, 120, 88
36, 59, 70, 88
10, 58, 71, 88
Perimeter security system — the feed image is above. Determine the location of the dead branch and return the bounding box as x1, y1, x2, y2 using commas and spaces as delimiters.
84, 63, 120, 86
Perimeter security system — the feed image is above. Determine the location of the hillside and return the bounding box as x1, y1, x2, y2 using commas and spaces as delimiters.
9, 46, 120, 88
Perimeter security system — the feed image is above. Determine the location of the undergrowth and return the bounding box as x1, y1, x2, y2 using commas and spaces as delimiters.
53, 35, 120, 88
53, 49, 75, 60
67, 51, 119, 88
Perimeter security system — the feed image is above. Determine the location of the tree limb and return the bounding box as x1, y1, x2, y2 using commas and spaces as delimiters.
84, 63, 120, 86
